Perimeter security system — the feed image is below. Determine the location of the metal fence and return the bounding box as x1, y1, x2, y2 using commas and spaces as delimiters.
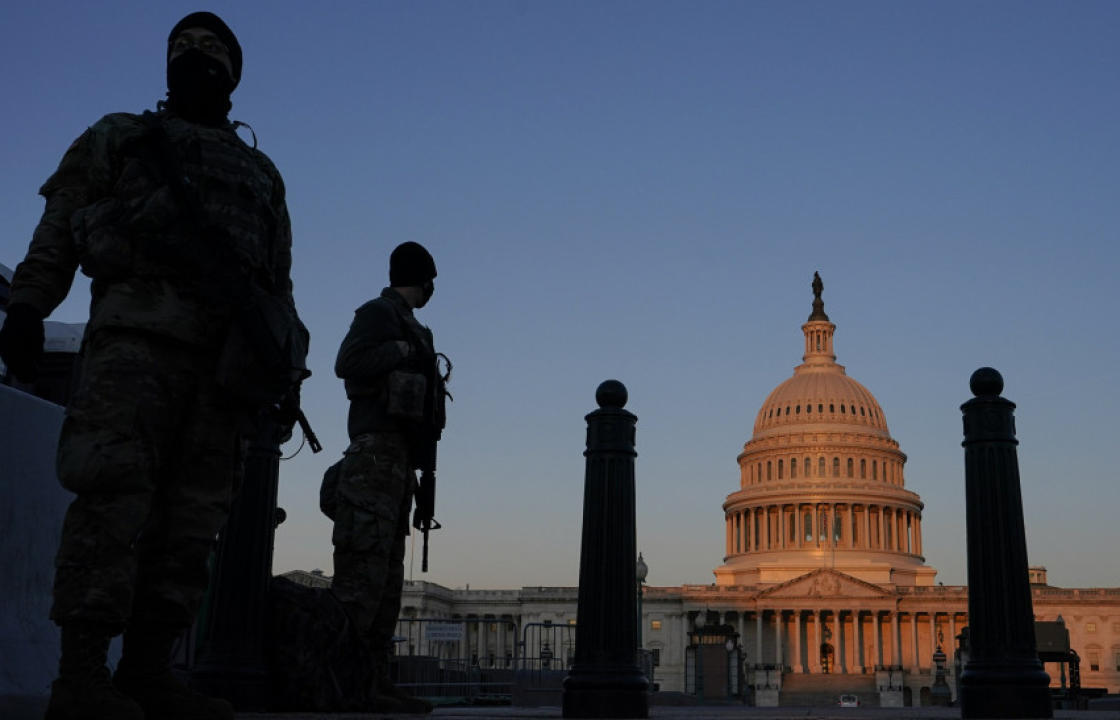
391, 617, 520, 704
391, 618, 653, 706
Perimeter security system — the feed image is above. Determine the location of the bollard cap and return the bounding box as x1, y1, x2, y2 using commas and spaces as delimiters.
596, 379, 628, 409
969, 367, 1003, 397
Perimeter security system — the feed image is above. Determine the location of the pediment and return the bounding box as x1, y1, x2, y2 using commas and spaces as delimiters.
758, 569, 891, 600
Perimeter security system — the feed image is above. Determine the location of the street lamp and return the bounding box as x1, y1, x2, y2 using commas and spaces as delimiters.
636, 553, 648, 650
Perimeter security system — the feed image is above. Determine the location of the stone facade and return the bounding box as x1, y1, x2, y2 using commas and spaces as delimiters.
298, 275, 1120, 705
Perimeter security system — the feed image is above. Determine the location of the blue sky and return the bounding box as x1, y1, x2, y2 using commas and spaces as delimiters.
2, 1, 1117, 590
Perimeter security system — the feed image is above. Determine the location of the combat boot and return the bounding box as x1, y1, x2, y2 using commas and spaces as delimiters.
370, 651, 432, 715
113, 626, 234, 720
44, 623, 144, 720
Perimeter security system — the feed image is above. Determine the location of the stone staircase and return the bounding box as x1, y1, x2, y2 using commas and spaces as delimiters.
778, 673, 876, 707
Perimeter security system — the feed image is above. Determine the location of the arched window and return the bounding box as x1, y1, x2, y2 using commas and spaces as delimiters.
806, 403, 812, 414
847, 458, 854, 477
757, 463, 762, 484
850, 405, 856, 414
776, 407, 781, 416
818, 403, 824, 413
833, 457, 840, 477
829, 403, 835, 413
791, 458, 798, 479
840, 404, 846, 414
804, 456, 811, 477
818, 457, 826, 476
860, 406, 865, 416
767, 461, 772, 481
796, 404, 801, 414
777, 459, 784, 479
873, 460, 878, 480
785, 406, 791, 416
860, 459, 867, 479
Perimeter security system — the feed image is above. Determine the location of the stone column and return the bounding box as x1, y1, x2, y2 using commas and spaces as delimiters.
959, 368, 1051, 718
862, 505, 871, 549
745, 509, 752, 552
877, 507, 885, 550
911, 612, 920, 670
891, 612, 900, 666
775, 610, 783, 669
725, 515, 732, 556
949, 614, 957, 674
497, 617, 506, 665
794, 611, 803, 673
854, 610, 864, 673
738, 613, 746, 662
756, 611, 763, 666
764, 506, 771, 550
914, 514, 923, 556
563, 380, 648, 719
873, 612, 881, 666
930, 613, 937, 667
812, 611, 822, 673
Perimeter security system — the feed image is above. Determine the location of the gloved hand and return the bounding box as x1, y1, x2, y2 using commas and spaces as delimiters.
274, 383, 301, 441
0, 303, 45, 382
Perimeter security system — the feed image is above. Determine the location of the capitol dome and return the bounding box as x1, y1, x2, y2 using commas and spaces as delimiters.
714, 273, 936, 588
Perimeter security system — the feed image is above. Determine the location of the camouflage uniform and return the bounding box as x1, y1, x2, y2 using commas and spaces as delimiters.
8, 108, 294, 631
333, 288, 433, 663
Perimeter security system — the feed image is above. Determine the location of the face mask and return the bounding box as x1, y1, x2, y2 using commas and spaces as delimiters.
166, 48, 234, 125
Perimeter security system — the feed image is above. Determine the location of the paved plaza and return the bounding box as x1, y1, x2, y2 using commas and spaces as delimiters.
232, 708, 1114, 720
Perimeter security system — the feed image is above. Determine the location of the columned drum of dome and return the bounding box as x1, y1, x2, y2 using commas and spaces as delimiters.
715, 274, 937, 588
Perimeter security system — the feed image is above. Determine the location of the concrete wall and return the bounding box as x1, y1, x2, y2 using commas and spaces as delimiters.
0, 384, 119, 702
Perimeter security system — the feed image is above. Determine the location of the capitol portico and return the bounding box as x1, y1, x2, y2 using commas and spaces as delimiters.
303, 273, 1120, 706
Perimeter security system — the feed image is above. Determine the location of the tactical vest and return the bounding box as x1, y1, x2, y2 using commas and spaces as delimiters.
69, 111, 287, 345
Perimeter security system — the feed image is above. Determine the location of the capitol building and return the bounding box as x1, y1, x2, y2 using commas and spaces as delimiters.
298, 275, 1120, 706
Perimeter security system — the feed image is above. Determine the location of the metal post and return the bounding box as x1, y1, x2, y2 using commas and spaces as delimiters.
959, 368, 1051, 718
191, 416, 283, 710
562, 380, 649, 718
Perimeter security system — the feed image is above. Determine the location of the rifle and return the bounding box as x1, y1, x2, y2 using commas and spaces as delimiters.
296, 408, 323, 453
411, 352, 451, 571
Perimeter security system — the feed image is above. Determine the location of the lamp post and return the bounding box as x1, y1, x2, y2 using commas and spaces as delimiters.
931, 630, 952, 707
636, 553, 648, 650
562, 380, 648, 718
960, 368, 1051, 718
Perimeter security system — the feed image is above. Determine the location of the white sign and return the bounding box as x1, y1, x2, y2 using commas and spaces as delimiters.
426, 622, 464, 643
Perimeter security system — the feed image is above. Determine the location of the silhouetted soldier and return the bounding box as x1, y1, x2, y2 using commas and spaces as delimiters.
332, 242, 447, 714
0, 12, 307, 720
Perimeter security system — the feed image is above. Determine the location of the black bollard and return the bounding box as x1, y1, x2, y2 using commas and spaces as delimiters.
190, 417, 284, 710
959, 368, 1051, 718
563, 380, 649, 719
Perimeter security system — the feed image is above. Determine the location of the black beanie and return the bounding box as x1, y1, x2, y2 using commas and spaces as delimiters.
168, 12, 242, 86
390, 242, 437, 287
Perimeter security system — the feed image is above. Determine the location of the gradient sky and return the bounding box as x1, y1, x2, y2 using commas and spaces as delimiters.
2, 1, 1117, 591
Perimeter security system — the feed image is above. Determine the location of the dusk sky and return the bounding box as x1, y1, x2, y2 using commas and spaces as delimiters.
2, 1, 1117, 591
